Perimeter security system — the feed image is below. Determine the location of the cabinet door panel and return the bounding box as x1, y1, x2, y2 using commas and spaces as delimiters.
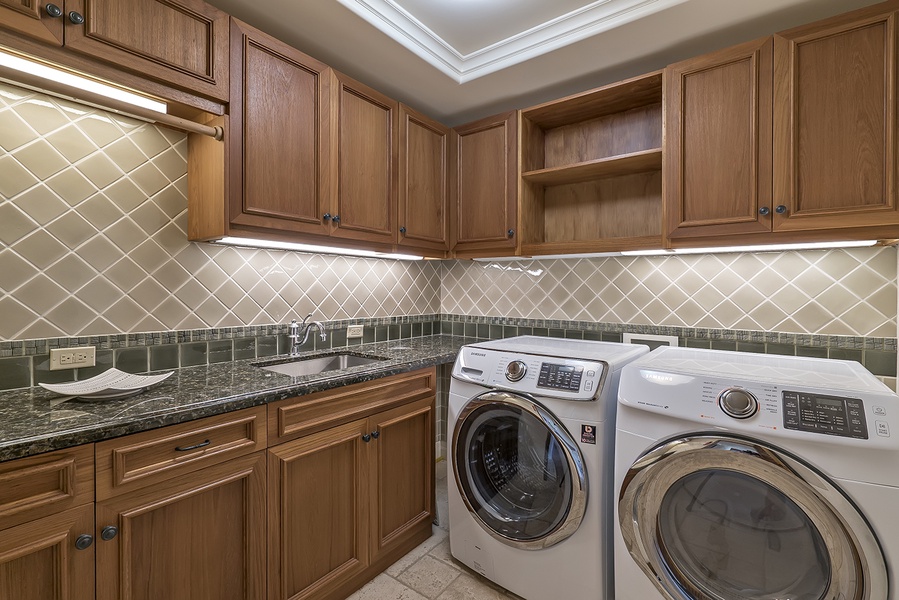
330, 72, 397, 244
666, 37, 773, 239
0, 505, 94, 600
268, 419, 370, 600
774, 7, 899, 230
64, 0, 229, 100
228, 19, 331, 237
96, 453, 266, 600
370, 396, 434, 560
0, 0, 63, 45
397, 104, 450, 253
453, 111, 518, 257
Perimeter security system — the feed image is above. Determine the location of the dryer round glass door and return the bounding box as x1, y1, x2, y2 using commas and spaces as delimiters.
618, 434, 887, 600
452, 391, 588, 550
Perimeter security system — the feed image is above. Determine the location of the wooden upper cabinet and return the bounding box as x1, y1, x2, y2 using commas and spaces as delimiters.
452, 110, 519, 258
773, 3, 899, 232
666, 37, 774, 240
397, 103, 451, 255
0, 0, 229, 101
0, 0, 63, 45
226, 18, 331, 238
329, 71, 398, 245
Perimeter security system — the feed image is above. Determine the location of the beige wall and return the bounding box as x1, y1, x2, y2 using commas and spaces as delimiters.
0, 82, 896, 342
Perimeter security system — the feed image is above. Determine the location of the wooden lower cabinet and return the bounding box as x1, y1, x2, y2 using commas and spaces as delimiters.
0, 504, 95, 600
95, 452, 266, 600
268, 372, 436, 600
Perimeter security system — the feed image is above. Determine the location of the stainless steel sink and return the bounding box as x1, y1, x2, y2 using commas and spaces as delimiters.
255, 353, 387, 377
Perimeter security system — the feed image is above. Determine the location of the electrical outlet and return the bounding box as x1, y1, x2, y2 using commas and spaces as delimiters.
50, 346, 96, 371
347, 325, 364, 338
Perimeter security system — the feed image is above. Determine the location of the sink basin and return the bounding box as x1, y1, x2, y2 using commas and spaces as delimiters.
255, 353, 387, 377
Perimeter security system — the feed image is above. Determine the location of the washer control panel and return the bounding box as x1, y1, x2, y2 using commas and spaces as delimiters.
782, 391, 868, 439
538, 363, 583, 391
718, 387, 759, 419
453, 346, 606, 400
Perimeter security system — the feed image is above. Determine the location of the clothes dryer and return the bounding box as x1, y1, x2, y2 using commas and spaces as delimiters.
448, 336, 649, 600
614, 347, 899, 600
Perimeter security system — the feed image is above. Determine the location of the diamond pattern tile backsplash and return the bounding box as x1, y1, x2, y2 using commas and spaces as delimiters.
0, 82, 896, 342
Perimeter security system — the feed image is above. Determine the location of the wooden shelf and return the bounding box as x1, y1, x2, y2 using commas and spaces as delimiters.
521, 235, 664, 256
521, 148, 662, 185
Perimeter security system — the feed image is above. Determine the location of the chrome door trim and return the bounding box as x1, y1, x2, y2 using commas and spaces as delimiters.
618, 434, 888, 600
452, 390, 588, 550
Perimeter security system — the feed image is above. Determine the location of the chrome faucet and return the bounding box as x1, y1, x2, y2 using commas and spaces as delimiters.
287, 314, 328, 355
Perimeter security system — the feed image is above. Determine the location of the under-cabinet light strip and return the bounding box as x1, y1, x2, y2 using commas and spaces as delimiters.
214, 237, 424, 261
622, 240, 879, 256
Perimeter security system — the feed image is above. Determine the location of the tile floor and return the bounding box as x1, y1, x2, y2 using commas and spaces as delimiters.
347, 460, 524, 600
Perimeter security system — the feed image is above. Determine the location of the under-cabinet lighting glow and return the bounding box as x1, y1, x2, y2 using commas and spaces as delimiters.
0, 49, 167, 114
214, 237, 423, 261
623, 240, 879, 256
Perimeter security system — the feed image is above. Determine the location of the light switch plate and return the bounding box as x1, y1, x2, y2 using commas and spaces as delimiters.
347, 325, 364, 338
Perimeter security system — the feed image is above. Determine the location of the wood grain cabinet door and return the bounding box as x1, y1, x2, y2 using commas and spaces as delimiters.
95, 452, 266, 600
62, 0, 229, 101
452, 110, 519, 257
267, 418, 371, 600
665, 37, 774, 240
328, 71, 398, 246
0, 0, 64, 45
397, 104, 450, 255
773, 4, 899, 232
0, 504, 94, 600
228, 18, 332, 238
369, 396, 434, 562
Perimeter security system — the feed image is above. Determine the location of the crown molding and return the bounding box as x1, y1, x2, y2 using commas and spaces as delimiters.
336, 0, 689, 82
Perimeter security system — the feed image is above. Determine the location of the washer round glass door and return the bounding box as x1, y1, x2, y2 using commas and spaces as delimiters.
618, 434, 887, 600
452, 391, 588, 550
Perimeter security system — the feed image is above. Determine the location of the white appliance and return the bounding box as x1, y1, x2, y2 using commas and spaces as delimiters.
614, 346, 899, 600
448, 336, 649, 600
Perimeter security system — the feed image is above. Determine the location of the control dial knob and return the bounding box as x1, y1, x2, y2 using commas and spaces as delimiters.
505, 360, 527, 382
718, 387, 759, 419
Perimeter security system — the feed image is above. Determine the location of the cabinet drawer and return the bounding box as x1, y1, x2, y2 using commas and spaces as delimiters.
0, 444, 94, 531
96, 405, 266, 499
269, 368, 436, 445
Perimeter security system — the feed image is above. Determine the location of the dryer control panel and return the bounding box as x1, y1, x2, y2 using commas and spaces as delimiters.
782, 391, 868, 439
453, 346, 606, 401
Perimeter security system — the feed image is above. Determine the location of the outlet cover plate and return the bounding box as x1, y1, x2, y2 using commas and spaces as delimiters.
347, 325, 364, 338
50, 346, 97, 371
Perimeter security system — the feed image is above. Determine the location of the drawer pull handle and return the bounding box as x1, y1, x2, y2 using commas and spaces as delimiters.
175, 439, 211, 452
101, 526, 118, 541
75, 534, 93, 550
371, 430, 380, 439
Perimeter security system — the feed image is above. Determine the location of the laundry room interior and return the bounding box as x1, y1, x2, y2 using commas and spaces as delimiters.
0, 0, 898, 599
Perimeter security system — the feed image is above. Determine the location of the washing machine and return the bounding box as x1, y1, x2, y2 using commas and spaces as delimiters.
614, 346, 899, 600
448, 336, 649, 600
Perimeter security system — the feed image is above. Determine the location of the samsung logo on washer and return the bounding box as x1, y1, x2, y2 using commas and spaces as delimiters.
641, 371, 692, 385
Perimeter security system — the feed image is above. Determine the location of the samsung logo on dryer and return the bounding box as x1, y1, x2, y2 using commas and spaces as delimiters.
469, 351, 487, 357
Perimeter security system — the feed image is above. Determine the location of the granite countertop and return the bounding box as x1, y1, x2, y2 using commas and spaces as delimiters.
0, 335, 480, 462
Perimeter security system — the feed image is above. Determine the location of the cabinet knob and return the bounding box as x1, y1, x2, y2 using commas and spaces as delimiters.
332, 214, 340, 224
362, 433, 371, 443
507, 229, 515, 238
323, 213, 331, 221
44, 3, 63, 17
775, 205, 787, 214
399, 226, 406, 234
371, 430, 380, 439
101, 526, 118, 541
75, 534, 93, 550
68, 10, 85, 24
758, 206, 770, 216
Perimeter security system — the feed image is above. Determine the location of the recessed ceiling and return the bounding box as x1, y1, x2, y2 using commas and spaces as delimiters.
335, 0, 689, 81
206, 0, 883, 125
